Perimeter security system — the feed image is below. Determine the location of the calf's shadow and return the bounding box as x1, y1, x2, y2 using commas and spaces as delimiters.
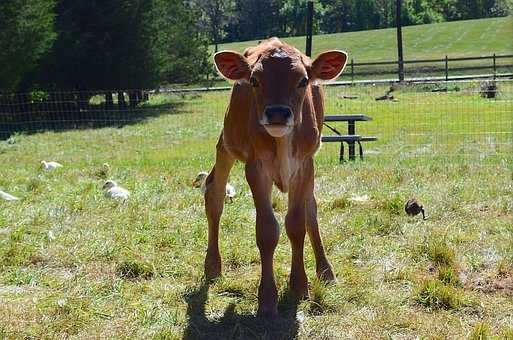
183, 282, 300, 340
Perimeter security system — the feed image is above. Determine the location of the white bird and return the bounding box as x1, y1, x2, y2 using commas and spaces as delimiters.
103, 180, 130, 200
41, 161, 63, 171
0, 190, 19, 201
225, 183, 236, 203
193, 171, 236, 202
192, 171, 208, 190
349, 194, 370, 203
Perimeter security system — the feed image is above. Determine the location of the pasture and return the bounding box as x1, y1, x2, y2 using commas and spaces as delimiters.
209, 17, 513, 84
219, 17, 513, 62
1, 82, 512, 339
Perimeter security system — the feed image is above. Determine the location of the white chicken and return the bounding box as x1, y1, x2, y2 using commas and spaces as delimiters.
192, 171, 209, 190
0, 190, 19, 201
41, 161, 63, 171
225, 183, 236, 203
193, 171, 236, 202
103, 180, 130, 200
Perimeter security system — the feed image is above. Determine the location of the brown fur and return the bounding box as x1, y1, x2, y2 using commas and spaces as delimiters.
204, 38, 347, 317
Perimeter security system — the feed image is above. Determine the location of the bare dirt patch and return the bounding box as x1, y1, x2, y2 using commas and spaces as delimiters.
465, 269, 513, 297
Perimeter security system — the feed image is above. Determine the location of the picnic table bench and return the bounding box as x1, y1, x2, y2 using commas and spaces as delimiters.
321, 114, 377, 162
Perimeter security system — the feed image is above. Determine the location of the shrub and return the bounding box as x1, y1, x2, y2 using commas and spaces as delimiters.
415, 279, 463, 310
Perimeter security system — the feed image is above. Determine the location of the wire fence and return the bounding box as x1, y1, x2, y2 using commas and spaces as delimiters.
1, 79, 512, 164
339, 54, 513, 81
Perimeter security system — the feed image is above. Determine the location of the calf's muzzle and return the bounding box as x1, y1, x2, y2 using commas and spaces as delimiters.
263, 105, 293, 126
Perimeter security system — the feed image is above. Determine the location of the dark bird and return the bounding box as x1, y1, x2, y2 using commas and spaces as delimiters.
376, 85, 399, 101
375, 94, 394, 101
405, 198, 425, 219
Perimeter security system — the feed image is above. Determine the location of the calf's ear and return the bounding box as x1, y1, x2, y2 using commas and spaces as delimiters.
311, 51, 348, 80
214, 51, 251, 81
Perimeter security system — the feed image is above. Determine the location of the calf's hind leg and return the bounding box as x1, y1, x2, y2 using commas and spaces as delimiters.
306, 195, 336, 282
303, 159, 336, 282
204, 138, 235, 280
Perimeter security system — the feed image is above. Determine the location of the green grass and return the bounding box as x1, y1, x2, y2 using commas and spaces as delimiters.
210, 17, 513, 83
219, 17, 513, 61
1, 82, 512, 338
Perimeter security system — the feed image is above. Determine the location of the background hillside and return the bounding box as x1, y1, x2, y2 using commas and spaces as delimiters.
218, 16, 513, 61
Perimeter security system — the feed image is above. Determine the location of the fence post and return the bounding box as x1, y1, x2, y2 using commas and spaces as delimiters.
305, 1, 313, 57
493, 53, 496, 79
445, 55, 448, 81
396, 0, 405, 82
351, 58, 354, 83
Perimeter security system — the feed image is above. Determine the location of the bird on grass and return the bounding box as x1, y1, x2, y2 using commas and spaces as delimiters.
193, 171, 236, 203
192, 171, 209, 190
41, 161, 63, 171
1, 190, 19, 201
225, 183, 236, 203
405, 198, 425, 219
95, 163, 111, 179
103, 180, 130, 200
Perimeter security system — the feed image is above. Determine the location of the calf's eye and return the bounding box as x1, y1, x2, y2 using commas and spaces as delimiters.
298, 77, 308, 88
250, 77, 259, 87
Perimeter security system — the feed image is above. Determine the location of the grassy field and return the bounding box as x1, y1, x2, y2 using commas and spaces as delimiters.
1, 82, 512, 338
202, 17, 513, 85
219, 17, 513, 62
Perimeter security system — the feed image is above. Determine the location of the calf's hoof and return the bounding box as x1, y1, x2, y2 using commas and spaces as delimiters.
257, 304, 279, 319
290, 278, 309, 300
317, 265, 337, 283
291, 286, 309, 300
204, 254, 221, 281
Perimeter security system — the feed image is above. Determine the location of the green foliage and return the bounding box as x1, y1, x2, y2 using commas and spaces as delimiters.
0, 227, 36, 268
214, 0, 512, 43
415, 279, 463, 310
380, 193, 403, 215
403, 0, 446, 25
438, 265, 461, 286
330, 196, 351, 210
468, 322, 491, 340
427, 238, 456, 266
0, 0, 56, 91
116, 259, 154, 279
24, 0, 210, 91
150, 0, 211, 84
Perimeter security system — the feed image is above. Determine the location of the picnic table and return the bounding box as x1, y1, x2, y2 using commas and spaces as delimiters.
321, 114, 377, 162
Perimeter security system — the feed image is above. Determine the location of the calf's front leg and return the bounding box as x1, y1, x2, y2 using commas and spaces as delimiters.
204, 139, 235, 280
285, 166, 310, 299
245, 161, 279, 318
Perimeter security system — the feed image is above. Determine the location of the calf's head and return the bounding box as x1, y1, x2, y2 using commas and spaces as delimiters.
214, 43, 347, 137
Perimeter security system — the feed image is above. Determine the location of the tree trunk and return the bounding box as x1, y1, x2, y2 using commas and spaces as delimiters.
105, 92, 114, 110
118, 91, 126, 111
128, 91, 138, 109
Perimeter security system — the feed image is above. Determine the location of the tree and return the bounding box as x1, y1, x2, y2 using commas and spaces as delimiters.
29, 0, 210, 92
151, 0, 212, 83
226, 0, 283, 41
0, 0, 56, 92
319, 0, 356, 33
280, 0, 324, 36
191, 0, 234, 51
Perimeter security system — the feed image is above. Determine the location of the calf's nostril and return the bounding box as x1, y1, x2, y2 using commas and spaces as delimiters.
264, 106, 292, 125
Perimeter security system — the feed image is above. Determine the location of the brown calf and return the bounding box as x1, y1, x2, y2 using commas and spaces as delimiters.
204, 38, 347, 317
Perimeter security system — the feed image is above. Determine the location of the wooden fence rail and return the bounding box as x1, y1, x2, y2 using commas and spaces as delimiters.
347, 54, 513, 81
